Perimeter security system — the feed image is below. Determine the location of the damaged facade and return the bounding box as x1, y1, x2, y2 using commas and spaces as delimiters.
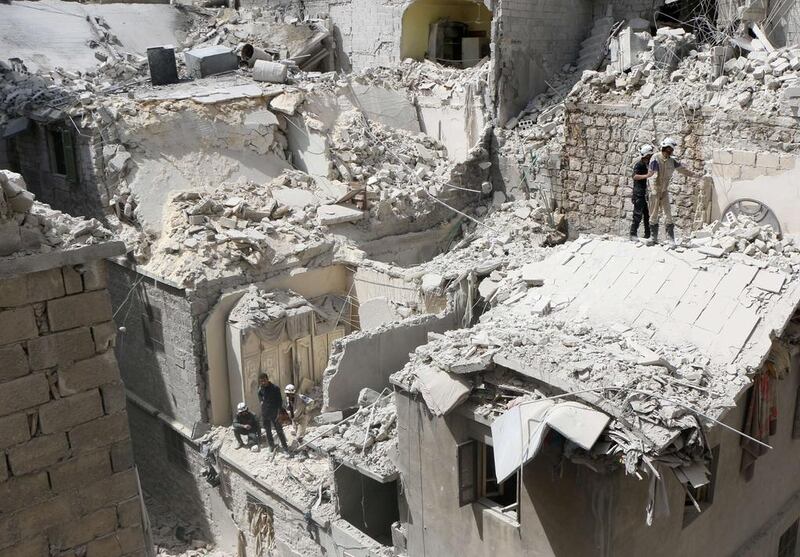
4, 0, 800, 556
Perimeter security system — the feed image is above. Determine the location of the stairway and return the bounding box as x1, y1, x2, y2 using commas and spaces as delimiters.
576, 13, 616, 73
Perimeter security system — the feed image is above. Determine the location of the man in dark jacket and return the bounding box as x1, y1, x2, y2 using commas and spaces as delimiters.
630, 144, 653, 241
232, 402, 261, 448
257, 374, 289, 452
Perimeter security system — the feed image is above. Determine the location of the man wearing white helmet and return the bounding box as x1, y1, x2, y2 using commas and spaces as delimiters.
284, 384, 316, 442
643, 137, 701, 245
630, 144, 654, 241
232, 402, 261, 449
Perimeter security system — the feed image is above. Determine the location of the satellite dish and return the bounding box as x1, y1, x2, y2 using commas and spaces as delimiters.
721, 198, 781, 235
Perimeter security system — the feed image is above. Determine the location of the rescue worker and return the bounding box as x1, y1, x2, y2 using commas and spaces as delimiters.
257, 374, 289, 452
284, 384, 316, 442
644, 137, 702, 245
232, 402, 261, 449
630, 144, 653, 241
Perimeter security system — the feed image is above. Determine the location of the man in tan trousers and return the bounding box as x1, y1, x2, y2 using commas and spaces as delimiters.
644, 137, 701, 245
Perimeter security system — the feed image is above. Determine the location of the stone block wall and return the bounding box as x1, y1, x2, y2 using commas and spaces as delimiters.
559, 101, 800, 236
0, 259, 148, 557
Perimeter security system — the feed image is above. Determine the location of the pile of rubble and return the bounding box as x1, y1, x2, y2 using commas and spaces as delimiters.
0, 170, 112, 258
407, 199, 560, 298
312, 389, 398, 478
353, 57, 490, 97
180, 6, 332, 71
688, 215, 800, 268
140, 175, 334, 285
145, 494, 222, 557
575, 27, 800, 114
328, 112, 463, 220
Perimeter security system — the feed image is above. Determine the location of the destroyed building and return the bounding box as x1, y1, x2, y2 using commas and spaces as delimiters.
4, 0, 800, 556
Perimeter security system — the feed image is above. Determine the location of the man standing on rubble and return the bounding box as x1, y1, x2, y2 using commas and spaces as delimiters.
644, 137, 702, 245
258, 374, 290, 453
284, 384, 316, 442
630, 144, 654, 242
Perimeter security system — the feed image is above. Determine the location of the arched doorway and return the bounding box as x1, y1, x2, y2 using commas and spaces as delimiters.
401, 0, 492, 68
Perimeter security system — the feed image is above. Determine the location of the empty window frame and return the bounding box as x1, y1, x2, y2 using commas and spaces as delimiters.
778, 520, 798, 557
47, 127, 78, 182
683, 446, 720, 526
458, 439, 519, 522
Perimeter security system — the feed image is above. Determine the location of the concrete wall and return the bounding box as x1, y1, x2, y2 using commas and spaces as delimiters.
396, 391, 614, 557
0, 259, 148, 556
396, 346, 800, 557
304, 0, 407, 72
324, 312, 457, 410
559, 102, 800, 237
108, 263, 207, 429
607, 349, 800, 557
494, 0, 594, 124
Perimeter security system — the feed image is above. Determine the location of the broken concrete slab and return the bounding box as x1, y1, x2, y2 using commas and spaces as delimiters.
270, 92, 305, 116
413, 365, 471, 417
316, 205, 364, 226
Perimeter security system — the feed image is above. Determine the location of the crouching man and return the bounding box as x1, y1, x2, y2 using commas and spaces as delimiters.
233, 402, 261, 449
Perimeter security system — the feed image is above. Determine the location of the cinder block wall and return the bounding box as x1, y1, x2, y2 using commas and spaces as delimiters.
107, 264, 206, 429
10, 123, 107, 221
494, 0, 594, 124
0, 259, 148, 557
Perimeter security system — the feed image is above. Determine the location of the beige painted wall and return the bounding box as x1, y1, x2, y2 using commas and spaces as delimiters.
204, 265, 350, 426
401, 0, 492, 61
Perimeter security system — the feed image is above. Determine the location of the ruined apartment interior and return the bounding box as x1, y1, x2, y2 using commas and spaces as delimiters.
4, 0, 800, 555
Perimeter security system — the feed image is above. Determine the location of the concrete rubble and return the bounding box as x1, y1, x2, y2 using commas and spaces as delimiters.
0, 170, 112, 258
311, 389, 398, 479
393, 233, 800, 478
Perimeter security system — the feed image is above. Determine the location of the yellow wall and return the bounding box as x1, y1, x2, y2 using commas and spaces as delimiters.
401, 0, 492, 61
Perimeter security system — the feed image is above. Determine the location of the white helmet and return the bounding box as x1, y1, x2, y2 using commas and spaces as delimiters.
237, 402, 247, 412
285, 384, 296, 394
639, 144, 654, 156
660, 137, 678, 149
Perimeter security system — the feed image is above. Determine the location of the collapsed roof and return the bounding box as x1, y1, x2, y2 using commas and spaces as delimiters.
392, 220, 800, 480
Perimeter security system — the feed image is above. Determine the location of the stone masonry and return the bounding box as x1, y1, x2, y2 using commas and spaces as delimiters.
560, 101, 800, 236
0, 257, 149, 557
